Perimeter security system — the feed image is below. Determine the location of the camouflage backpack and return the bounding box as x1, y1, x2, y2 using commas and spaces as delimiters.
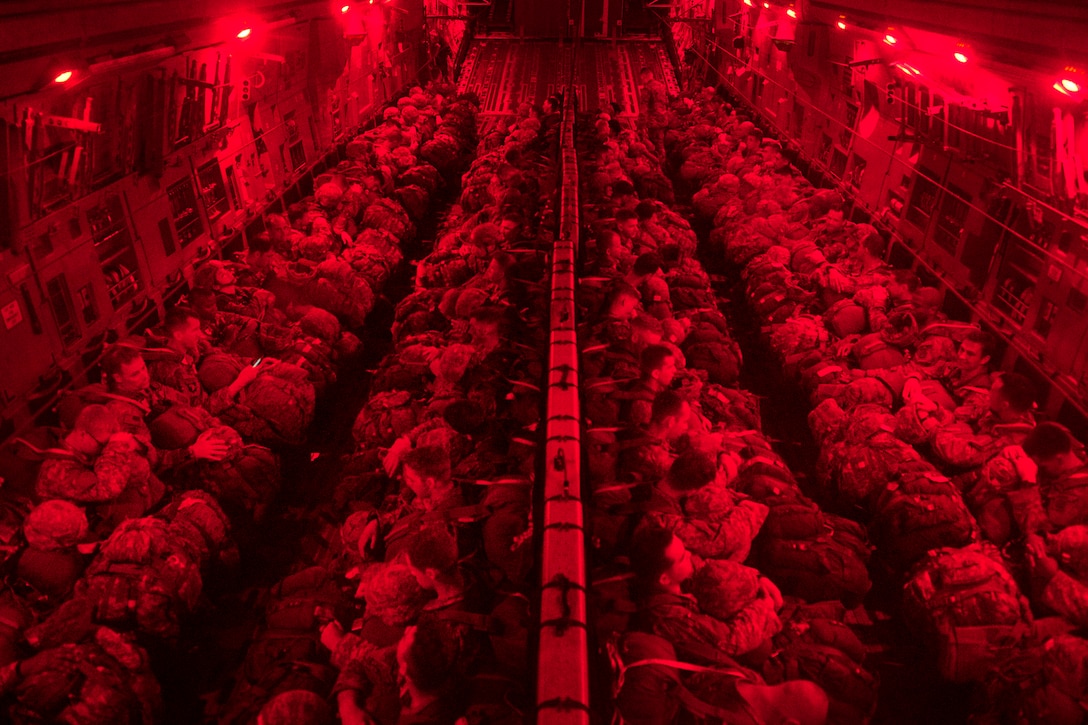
902, 544, 1032, 683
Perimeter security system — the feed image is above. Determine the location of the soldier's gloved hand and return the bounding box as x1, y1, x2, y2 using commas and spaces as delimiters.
1003, 445, 1038, 484
107, 432, 139, 452
190, 430, 230, 462
358, 519, 380, 558
1025, 533, 1059, 582
758, 576, 783, 610
320, 621, 345, 651
382, 436, 413, 477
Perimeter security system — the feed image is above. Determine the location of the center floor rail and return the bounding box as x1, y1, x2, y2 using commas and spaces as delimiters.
536, 65, 591, 724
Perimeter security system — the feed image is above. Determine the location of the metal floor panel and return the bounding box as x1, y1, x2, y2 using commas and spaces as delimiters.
458, 39, 674, 119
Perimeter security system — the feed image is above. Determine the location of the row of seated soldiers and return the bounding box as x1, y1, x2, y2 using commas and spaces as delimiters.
664, 83, 1088, 721
213, 102, 563, 725
576, 112, 879, 725
0, 83, 482, 724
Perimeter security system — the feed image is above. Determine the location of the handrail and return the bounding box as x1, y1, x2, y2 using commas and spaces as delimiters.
535, 45, 591, 725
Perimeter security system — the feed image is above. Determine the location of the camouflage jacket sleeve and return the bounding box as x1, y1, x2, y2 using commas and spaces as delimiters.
36, 442, 134, 503
330, 633, 378, 696
1040, 569, 1088, 629
648, 500, 768, 561
931, 421, 996, 470
650, 596, 780, 658
1004, 483, 1051, 535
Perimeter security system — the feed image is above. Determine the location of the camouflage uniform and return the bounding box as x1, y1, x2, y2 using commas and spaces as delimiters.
0, 627, 161, 725
641, 486, 768, 562
635, 588, 780, 662
36, 442, 163, 529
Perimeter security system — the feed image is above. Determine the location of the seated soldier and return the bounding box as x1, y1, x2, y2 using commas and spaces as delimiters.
615, 209, 648, 252
36, 405, 164, 530
919, 372, 1036, 472
618, 390, 694, 483
629, 525, 781, 665
635, 200, 671, 250
821, 227, 893, 295
1005, 423, 1088, 534
358, 446, 464, 563
620, 344, 679, 428
1024, 531, 1088, 630
99, 345, 228, 472
148, 308, 267, 416
640, 449, 768, 562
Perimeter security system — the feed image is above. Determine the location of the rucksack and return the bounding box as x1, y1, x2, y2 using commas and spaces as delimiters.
902, 545, 1032, 683
756, 512, 872, 608
869, 469, 980, 572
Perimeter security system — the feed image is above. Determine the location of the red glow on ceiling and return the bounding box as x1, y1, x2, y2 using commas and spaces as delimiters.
236, 27, 252, 39
884, 34, 897, 45
1062, 78, 1080, 93
53, 70, 74, 83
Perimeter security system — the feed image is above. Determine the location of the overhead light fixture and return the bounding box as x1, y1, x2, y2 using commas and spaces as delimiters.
743, 0, 753, 6
762, 2, 769, 7
237, 27, 252, 39
786, 8, 796, 18
954, 52, 968, 63
836, 19, 847, 30
53, 70, 74, 83
341, 3, 350, 11
1062, 78, 1080, 93
1054, 82, 1071, 96
884, 34, 897, 45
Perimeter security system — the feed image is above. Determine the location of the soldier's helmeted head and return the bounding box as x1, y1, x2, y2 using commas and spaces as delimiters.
639, 66, 654, 83
68, 404, 121, 454
1023, 422, 1084, 478
101, 345, 150, 395
163, 308, 206, 357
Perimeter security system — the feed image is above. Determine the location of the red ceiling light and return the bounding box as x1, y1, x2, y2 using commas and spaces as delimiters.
53, 70, 74, 83
836, 19, 847, 30
743, 0, 753, 6
236, 27, 252, 39
762, 2, 769, 8
1062, 78, 1080, 93
341, 3, 350, 11
884, 34, 897, 45
954, 51, 968, 63
786, 8, 796, 18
